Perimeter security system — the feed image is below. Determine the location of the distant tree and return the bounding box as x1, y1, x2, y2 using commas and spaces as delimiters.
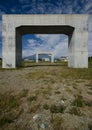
88, 57, 92, 62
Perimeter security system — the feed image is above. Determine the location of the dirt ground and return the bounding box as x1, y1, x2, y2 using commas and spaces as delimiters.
0, 64, 92, 130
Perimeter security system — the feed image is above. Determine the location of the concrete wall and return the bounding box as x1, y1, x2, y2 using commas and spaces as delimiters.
2, 14, 89, 68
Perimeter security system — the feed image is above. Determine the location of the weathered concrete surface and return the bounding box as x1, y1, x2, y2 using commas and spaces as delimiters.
2, 14, 89, 68
36, 52, 54, 63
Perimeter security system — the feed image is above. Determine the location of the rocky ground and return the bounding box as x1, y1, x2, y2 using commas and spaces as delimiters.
0, 63, 92, 130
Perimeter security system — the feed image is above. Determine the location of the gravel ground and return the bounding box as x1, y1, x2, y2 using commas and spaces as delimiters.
0, 65, 92, 130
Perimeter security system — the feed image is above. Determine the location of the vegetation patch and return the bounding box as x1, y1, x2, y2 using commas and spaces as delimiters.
0, 93, 19, 111
51, 114, 64, 130
72, 95, 85, 107
55, 91, 61, 94
43, 103, 49, 110
69, 107, 82, 116
29, 103, 40, 113
41, 85, 52, 95
88, 123, 92, 130
0, 92, 21, 127
27, 95, 37, 102
50, 104, 65, 113
18, 89, 28, 98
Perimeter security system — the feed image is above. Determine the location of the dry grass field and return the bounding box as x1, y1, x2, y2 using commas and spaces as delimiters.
0, 61, 92, 130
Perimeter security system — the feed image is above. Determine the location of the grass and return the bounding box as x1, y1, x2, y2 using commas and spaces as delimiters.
27, 95, 37, 102
27, 70, 48, 80
50, 104, 65, 113
43, 103, 49, 110
72, 95, 84, 107
0, 113, 14, 127
0, 92, 21, 127
88, 123, 92, 130
0, 93, 19, 111
18, 89, 28, 98
26, 64, 92, 81
69, 107, 82, 116
29, 102, 40, 113
55, 91, 61, 94
42, 86, 52, 95
84, 100, 92, 107
0, 61, 92, 129
60, 68, 92, 79
51, 114, 63, 130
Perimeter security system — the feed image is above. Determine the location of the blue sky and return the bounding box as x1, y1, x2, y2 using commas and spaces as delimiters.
0, 0, 92, 58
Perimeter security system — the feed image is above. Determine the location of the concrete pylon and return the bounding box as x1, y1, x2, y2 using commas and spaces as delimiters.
51, 54, 54, 63
36, 52, 38, 63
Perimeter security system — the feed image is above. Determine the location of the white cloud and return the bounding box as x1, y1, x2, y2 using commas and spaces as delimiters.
27, 39, 38, 47
54, 38, 68, 57
36, 34, 61, 46
22, 34, 68, 58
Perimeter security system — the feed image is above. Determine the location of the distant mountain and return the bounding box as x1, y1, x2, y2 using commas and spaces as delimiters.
23, 54, 36, 60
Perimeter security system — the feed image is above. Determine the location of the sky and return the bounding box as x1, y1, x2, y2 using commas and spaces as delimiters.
0, 0, 92, 58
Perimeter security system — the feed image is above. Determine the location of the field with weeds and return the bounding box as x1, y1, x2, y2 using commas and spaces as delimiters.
0, 61, 92, 130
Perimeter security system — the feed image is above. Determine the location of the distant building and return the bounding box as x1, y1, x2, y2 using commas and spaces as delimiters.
60, 56, 68, 62
24, 58, 30, 61
42, 58, 50, 62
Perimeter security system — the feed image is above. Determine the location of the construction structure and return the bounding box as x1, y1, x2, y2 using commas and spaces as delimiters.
36, 52, 54, 63
2, 14, 88, 68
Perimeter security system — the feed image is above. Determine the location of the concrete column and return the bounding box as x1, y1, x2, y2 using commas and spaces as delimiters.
68, 30, 88, 68
51, 54, 54, 63
2, 29, 16, 68
36, 52, 38, 63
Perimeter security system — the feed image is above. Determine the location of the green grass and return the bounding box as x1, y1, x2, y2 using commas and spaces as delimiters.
59, 67, 92, 79
0, 92, 20, 127
51, 114, 64, 130
18, 89, 28, 98
0, 93, 19, 111
72, 95, 84, 107
43, 103, 49, 110
50, 104, 65, 113
88, 123, 92, 130
26, 64, 92, 80
27, 95, 37, 102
